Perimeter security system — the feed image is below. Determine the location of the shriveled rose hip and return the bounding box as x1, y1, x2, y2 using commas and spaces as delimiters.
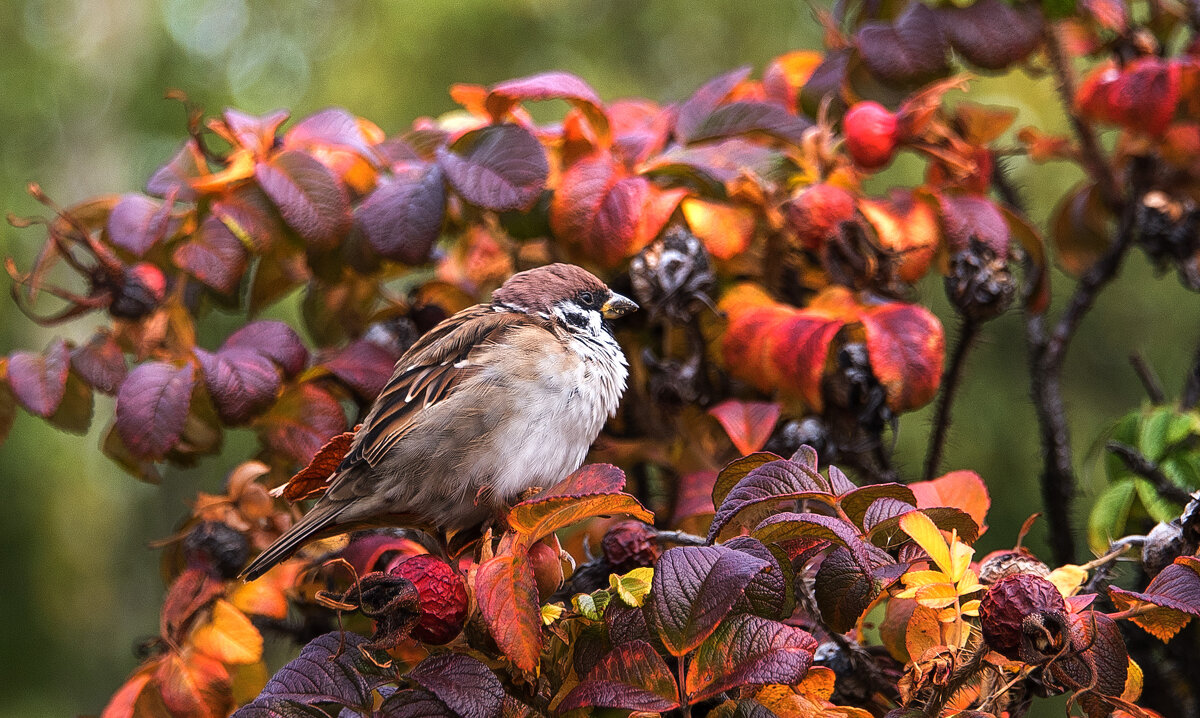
387, 554, 468, 644
979, 573, 1067, 660
843, 101, 899, 170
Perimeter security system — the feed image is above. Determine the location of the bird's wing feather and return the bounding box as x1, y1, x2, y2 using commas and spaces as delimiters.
337, 304, 541, 470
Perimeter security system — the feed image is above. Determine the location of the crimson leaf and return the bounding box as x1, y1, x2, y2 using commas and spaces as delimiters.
558, 640, 681, 713
322, 337, 402, 400
406, 654, 504, 718
8, 338, 70, 417
195, 348, 281, 425
685, 613, 818, 703
173, 214, 249, 294
70, 331, 127, 395
224, 321, 308, 378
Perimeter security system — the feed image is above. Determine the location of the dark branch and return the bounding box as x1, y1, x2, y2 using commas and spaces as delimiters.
1129, 352, 1166, 404
1181, 339, 1200, 410
925, 317, 981, 480
1106, 440, 1194, 505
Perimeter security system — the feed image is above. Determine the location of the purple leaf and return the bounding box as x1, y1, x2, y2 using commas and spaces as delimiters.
255, 149, 352, 250
606, 601, 654, 647
115, 361, 195, 459
223, 321, 308, 378
753, 512, 875, 572
107, 193, 175, 256
8, 339, 70, 417
867, 507, 980, 549
223, 108, 289, 154
558, 640, 681, 713
195, 348, 281, 424
231, 698, 331, 718
937, 0, 1044, 71
648, 545, 770, 656
815, 547, 888, 633
839, 484, 917, 528
322, 337, 401, 400
485, 71, 609, 137
146, 139, 206, 201
355, 163, 446, 264
70, 331, 127, 395
725, 536, 792, 620
689, 101, 812, 146
862, 497, 918, 532
676, 66, 753, 143
685, 614, 818, 703
249, 632, 386, 711
378, 689, 457, 718
709, 459, 834, 541
711, 452, 783, 510
210, 186, 284, 253
406, 654, 504, 718
856, 3, 950, 84
173, 214, 249, 294
436, 123, 548, 212
286, 107, 380, 161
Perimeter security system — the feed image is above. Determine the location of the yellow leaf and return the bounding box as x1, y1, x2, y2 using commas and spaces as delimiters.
948, 536, 975, 583
900, 570, 951, 588
900, 511, 952, 575
228, 580, 288, 621
609, 567, 654, 607
191, 600, 263, 665
541, 603, 565, 626
960, 599, 981, 616
1122, 658, 1144, 702
1047, 564, 1089, 598
955, 568, 984, 596
914, 583, 958, 609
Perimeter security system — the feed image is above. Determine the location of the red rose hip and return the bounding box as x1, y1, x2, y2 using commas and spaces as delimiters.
843, 101, 899, 170
387, 554, 468, 644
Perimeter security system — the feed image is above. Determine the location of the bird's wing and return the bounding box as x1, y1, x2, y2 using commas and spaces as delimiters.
337, 304, 541, 470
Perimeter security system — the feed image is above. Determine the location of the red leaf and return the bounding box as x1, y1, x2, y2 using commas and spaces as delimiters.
474, 554, 542, 672
685, 613, 818, 703
558, 640, 681, 713
255, 149, 351, 250
531, 462, 628, 499
858, 189, 940, 282
279, 428, 355, 501
673, 469, 718, 531
909, 470, 990, 534
195, 348, 281, 425
436, 123, 548, 212
551, 153, 654, 266
209, 186, 284, 254
108, 193, 175, 256
71, 331, 127, 395
860, 302, 945, 412
173, 215, 249, 295
115, 361, 195, 460
223, 321, 308, 378
160, 567, 224, 645
100, 668, 167, 718
766, 311, 847, 411
485, 71, 610, 139
856, 3, 950, 84
322, 337, 402, 399
676, 67, 753, 143
936, 0, 1044, 71
155, 651, 231, 718
355, 163, 445, 264
708, 400, 781, 456
256, 382, 347, 466
8, 338, 70, 417
508, 465, 652, 548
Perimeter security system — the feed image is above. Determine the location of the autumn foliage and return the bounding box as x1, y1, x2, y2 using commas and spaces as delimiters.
5, 0, 1200, 716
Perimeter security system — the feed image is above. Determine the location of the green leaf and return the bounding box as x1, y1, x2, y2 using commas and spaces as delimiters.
1138, 407, 1175, 462
573, 590, 612, 621
1088, 479, 1137, 555
1135, 478, 1184, 524
610, 568, 654, 608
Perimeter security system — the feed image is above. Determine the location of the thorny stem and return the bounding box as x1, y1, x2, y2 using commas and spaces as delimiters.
1106, 440, 1194, 504
924, 317, 981, 480
1026, 202, 1138, 565
1041, 24, 1122, 209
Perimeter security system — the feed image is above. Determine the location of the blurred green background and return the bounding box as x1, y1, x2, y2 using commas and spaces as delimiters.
0, 1, 1195, 715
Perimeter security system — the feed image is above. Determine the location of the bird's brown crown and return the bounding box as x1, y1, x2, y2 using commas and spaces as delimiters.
491, 263, 609, 313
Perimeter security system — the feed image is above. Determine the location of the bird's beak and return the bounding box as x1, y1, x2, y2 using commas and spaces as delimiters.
601, 292, 638, 319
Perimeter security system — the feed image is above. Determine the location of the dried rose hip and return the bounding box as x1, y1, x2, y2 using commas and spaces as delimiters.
183, 521, 249, 579
387, 554, 468, 645
110, 262, 167, 319
602, 520, 660, 573
979, 574, 1067, 660
843, 101, 899, 170
978, 548, 1050, 584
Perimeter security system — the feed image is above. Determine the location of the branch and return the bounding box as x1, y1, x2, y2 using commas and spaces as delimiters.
925, 317, 981, 480
1129, 352, 1166, 404
1106, 440, 1194, 504
1180, 338, 1200, 410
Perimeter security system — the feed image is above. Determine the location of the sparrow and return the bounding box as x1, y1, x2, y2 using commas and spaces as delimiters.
240, 263, 637, 580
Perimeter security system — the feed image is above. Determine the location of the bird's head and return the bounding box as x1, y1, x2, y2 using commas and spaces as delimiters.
492, 263, 637, 334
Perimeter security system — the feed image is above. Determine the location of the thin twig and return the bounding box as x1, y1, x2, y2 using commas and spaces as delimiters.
925, 317, 981, 480
1180, 339, 1200, 410
1129, 352, 1166, 404
1106, 440, 1194, 504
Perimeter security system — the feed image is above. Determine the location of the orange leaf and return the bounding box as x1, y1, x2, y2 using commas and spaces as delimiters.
101, 667, 170, 718
681, 197, 756, 260
191, 600, 264, 665
474, 554, 542, 673
763, 50, 824, 111
860, 302, 944, 412
708, 399, 781, 455
857, 191, 939, 283
276, 428, 357, 501
908, 470, 990, 534
156, 651, 231, 718
764, 310, 845, 411
904, 604, 943, 661
795, 665, 837, 701
228, 579, 289, 621
509, 493, 653, 550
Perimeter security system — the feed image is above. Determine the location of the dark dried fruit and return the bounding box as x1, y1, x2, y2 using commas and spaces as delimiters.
821, 343, 892, 435
843, 101, 899, 170
1141, 521, 1187, 578
629, 225, 716, 324
764, 417, 833, 464
183, 521, 249, 579
977, 548, 1051, 584
109, 263, 167, 319
644, 349, 706, 407
1136, 191, 1200, 280
944, 237, 1015, 321
979, 574, 1067, 660
387, 554, 469, 645
601, 520, 660, 573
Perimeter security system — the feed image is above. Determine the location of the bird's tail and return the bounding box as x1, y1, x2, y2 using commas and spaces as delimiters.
239, 502, 345, 581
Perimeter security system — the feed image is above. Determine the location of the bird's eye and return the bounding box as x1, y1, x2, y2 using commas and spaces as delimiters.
579, 291, 594, 307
